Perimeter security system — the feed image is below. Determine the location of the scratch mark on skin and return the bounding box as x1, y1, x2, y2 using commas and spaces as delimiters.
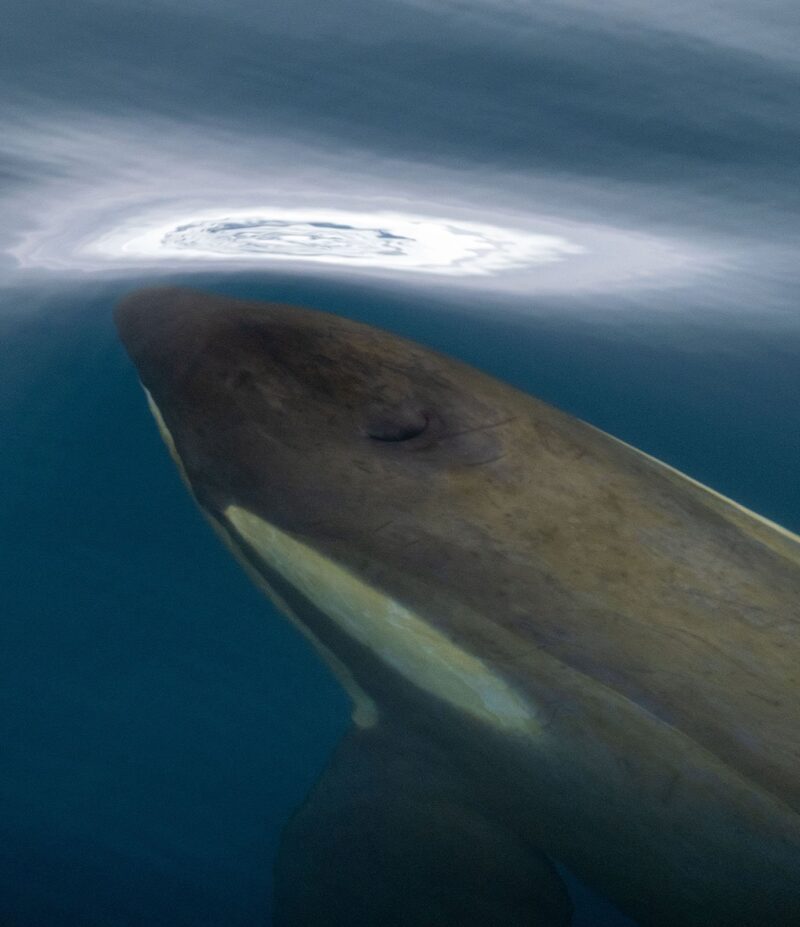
464, 452, 509, 467
657, 623, 762, 676
438, 415, 519, 440
745, 690, 784, 708
369, 518, 400, 537
681, 588, 785, 630
399, 535, 424, 552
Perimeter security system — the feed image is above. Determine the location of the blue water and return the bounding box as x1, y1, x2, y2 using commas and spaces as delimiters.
2, 275, 798, 924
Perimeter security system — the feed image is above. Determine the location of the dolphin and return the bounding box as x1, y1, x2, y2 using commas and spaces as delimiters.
115, 286, 800, 927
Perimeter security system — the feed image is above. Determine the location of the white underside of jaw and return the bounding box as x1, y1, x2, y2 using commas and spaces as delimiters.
225, 504, 539, 735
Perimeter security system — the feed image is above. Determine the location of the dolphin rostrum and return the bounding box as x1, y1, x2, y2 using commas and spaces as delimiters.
115, 286, 800, 927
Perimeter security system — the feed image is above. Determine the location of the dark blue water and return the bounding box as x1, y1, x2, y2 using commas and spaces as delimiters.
2, 276, 798, 924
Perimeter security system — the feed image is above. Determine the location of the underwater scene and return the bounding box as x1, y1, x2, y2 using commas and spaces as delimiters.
2, 2, 800, 925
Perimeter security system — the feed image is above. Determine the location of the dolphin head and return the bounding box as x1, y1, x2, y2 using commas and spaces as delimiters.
116, 285, 550, 730
115, 285, 543, 730
115, 286, 523, 559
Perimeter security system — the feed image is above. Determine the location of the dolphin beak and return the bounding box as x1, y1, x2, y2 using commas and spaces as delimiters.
114, 286, 245, 422
115, 286, 203, 376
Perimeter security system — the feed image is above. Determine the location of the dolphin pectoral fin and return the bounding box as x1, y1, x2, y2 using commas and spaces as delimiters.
274, 725, 573, 927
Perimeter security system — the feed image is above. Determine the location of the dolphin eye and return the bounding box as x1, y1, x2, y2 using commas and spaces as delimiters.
365, 406, 429, 442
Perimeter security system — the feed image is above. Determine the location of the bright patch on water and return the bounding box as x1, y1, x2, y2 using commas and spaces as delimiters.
90, 207, 584, 276
0, 118, 712, 294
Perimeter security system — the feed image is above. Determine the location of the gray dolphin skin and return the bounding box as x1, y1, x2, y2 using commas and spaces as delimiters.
115, 287, 800, 927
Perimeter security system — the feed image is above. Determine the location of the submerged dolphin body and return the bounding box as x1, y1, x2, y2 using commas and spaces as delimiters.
116, 287, 800, 927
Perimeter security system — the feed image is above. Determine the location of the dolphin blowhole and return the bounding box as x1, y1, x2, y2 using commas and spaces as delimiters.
364, 406, 430, 442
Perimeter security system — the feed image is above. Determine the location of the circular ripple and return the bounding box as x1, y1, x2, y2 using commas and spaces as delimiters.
100, 208, 585, 276
164, 218, 414, 259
